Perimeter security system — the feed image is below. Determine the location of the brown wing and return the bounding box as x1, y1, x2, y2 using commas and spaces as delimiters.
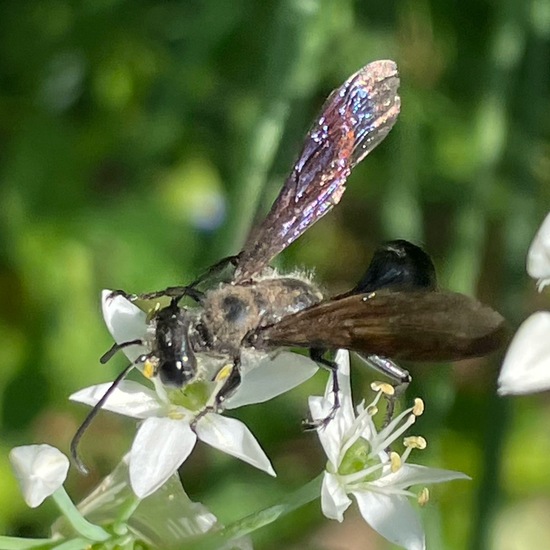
234, 60, 401, 282
252, 290, 507, 361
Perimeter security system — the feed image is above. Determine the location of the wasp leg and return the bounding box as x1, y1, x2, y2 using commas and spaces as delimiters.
191, 357, 242, 428
302, 348, 340, 430
110, 286, 204, 304
100, 338, 144, 364
71, 353, 149, 474
190, 255, 240, 287
359, 353, 411, 427
357, 353, 411, 385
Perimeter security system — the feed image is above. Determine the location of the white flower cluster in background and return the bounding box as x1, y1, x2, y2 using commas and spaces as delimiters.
498, 212, 550, 395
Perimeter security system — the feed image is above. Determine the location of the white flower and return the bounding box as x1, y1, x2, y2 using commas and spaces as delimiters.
497, 214, 550, 395
100, 289, 319, 406
309, 350, 469, 550
527, 212, 550, 292
71, 379, 276, 498
498, 312, 550, 395
70, 291, 320, 498
10, 445, 69, 507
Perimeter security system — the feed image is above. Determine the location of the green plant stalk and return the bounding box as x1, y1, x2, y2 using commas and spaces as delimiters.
185, 474, 323, 550
51, 487, 110, 542
221, 473, 323, 539
456, 2, 527, 549
0, 536, 54, 549
113, 495, 141, 534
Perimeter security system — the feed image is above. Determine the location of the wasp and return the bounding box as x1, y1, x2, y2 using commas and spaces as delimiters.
71, 60, 506, 472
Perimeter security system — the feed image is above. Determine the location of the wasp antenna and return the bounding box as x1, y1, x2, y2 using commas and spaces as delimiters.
71, 358, 144, 474
99, 339, 143, 364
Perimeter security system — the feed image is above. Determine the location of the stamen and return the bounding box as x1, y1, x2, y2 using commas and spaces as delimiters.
342, 460, 386, 485
143, 359, 156, 379
412, 398, 424, 416
404, 436, 427, 450
418, 487, 430, 506
364, 389, 385, 411
215, 364, 233, 382
401, 436, 427, 463
372, 413, 416, 454
390, 451, 401, 473
146, 302, 161, 323
370, 381, 395, 396
367, 405, 379, 416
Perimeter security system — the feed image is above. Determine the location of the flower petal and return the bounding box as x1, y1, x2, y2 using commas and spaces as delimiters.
321, 472, 352, 522
352, 490, 425, 550
70, 381, 165, 418
376, 463, 470, 491
101, 289, 149, 362
224, 351, 318, 410
195, 413, 275, 476
527, 212, 550, 291
309, 395, 342, 466
498, 312, 550, 395
309, 350, 355, 467
10, 445, 69, 508
130, 417, 197, 498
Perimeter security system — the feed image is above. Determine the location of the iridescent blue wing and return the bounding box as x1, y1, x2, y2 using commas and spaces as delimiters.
235, 60, 401, 282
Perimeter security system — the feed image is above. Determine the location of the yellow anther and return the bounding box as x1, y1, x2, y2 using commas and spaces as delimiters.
215, 364, 234, 382
146, 302, 161, 322
390, 451, 402, 473
417, 487, 430, 506
403, 436, 427, 450
143, 359, 156, 379
367, 405, 379, 416
168, 410, 185, 420
412, 398, 424, 416
370, 381, 395, 396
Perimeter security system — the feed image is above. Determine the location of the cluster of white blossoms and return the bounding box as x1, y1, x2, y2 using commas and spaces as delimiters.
498, 212, 550, 395
8, 214, 550, 548
8, 290, 471, 550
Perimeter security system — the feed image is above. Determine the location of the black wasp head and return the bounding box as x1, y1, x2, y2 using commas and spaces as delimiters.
158, 356, 196, 387
352, 239, 437, 294
153, 302, 198, 388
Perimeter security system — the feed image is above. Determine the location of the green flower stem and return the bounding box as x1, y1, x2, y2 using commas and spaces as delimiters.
186, 474, 323, 550
221, 473, 323, 539
51, 487, 110, 542
0, 536, 54, 549
112, 495, 141, 535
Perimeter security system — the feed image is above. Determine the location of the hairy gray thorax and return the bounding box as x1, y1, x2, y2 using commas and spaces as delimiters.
197, 276, 324, 355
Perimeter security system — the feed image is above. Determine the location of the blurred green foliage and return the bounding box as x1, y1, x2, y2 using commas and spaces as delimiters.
0, 0, 549, 549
